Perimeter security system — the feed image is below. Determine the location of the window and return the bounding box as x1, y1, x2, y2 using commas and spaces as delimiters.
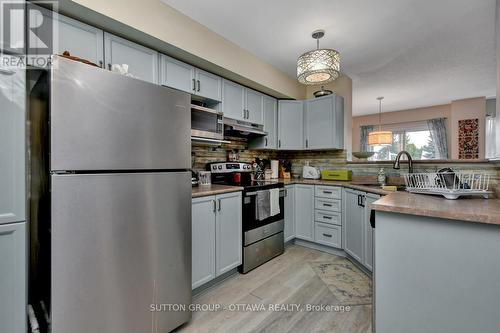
368, 121, 440, 161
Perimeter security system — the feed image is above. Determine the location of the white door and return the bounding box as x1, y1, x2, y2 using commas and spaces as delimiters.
343, 189, 364, 263
284, 185, 296, 242
192, 196, 216, 289
195, 69, 222, 101
278, 100, 304, 150
216, 192, 242, 275
221, 79, 245, 120
294, 185, 314, 241
104, 32, 158, 83
0, 222, 26, 333
0, 59, 25, 224
245, 88, 263, 124
159, 54, 195, 94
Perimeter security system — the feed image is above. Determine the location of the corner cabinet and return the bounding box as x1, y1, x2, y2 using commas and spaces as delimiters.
278, 100, 304, 150
343, 188, 379, 271
191, 192, 242, 289
304, 94, 344, 150
249, 96, 278, 149
294, 185, 314, 241
0, 222, 26, 333
104, 32, 159, 84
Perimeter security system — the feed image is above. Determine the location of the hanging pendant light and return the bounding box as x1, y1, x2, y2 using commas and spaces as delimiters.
297, 30, 340, 85
368, 97, 392, 146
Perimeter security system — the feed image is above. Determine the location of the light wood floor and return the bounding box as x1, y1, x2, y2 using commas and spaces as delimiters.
175, 244, 372, 333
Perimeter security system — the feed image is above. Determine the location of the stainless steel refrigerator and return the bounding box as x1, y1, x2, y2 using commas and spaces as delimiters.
28, 56, 192, 333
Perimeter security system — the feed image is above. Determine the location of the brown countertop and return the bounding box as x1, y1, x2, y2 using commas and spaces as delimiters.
279, 178, 395, 196
192, 184, 243, 198
370, 192, 500, 225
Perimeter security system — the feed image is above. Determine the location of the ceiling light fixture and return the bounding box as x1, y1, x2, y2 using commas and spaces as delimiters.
297, 30, 340, 85
368, 97, 392, 146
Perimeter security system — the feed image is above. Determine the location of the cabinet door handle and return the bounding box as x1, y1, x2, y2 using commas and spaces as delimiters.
323, 203, 332, 207
323, 191, 332, 194
197, 79, 201, 92
357, 194, 361, 206
217, 199, 222, 211
278, 139, 281, 148
305, 139, 309, 148
323, 216, 332, 220
212, 200, 216, 213
192, 78, 196, 91
98, 60, 103, 68
322, 233, 333, 238
360, 195, 366, 207
107, 63, 112, 70
265, 138, 268, 146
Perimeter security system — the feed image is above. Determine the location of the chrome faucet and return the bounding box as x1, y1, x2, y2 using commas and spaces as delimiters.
393, 151, 414, 173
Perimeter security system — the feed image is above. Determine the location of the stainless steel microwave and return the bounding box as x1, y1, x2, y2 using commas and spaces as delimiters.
191, 104, 224, 140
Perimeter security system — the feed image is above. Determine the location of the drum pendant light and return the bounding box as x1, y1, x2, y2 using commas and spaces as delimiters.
368, 97, 392, 146
297, 30, 340, 85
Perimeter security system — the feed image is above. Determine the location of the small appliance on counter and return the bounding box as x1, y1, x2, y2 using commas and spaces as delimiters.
302, 161, 321, 179
191, 170, 199, 187
321, 169, 353, 181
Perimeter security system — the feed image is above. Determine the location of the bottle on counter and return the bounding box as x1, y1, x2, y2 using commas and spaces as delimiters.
377, 168, 386, 186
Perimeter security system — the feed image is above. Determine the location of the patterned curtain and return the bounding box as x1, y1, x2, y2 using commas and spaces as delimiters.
359, 125, 374, 152
427, 118, 448, 159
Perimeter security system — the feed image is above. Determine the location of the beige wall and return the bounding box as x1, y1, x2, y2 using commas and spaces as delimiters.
63, 0, 305, 99
352, 97, 487, 159
305, 75, 353, 159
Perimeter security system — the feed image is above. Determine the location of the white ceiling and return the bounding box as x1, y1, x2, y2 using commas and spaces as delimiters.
161, 0, 496, 115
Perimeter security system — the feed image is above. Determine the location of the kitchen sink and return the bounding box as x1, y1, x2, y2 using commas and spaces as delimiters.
351, 183, 407, 191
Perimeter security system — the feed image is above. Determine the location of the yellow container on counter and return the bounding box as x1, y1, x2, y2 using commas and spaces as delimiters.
321, 170, 353, 181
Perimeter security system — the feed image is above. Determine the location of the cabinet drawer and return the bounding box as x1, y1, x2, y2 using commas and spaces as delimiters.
315, 186, 342, 199
314, 210, 341, 226
315, 223, 341, 248
314, 198, 341, 212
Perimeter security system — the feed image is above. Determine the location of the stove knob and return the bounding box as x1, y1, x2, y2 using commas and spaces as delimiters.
218, 165, 223, 170
212, 165, 216, 170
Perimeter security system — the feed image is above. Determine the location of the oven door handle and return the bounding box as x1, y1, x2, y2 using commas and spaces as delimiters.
246, 189, 286, 197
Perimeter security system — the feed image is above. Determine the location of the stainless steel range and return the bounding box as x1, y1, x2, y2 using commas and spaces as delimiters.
208, 162, 285, 273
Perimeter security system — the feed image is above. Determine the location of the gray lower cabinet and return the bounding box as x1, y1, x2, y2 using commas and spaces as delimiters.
191, 196, 216, 289
104, 32, 158, 83
343, 188, 379, 271
284, 185, 295, 242
294, 184, 314, 241
343, 188, 365, 263
278, 100, 304, 150
248, 95, 278, 149
304, 94, 344, 150
0, 59, 25, 224
0, 221, 26, 333
191, 191, 242, 289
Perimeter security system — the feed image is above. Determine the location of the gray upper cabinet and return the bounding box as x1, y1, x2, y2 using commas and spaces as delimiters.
248, 95, 278, 149
304, 94, 344, 150
27, 6, 104, 66
0, 222, 26, 333
159, 54, 195, 94
294, 184, 314, 241
278, 100, 304, 150
216, 192, 242, 276
195, 69, 222, 101
192, 196, 216, 289
343, 188, 364, 263
222, 79, 245, 120
284, 185, 295, 242
245, 89, 263, 124
104, 32, 158, 84
0, 60, 25, 224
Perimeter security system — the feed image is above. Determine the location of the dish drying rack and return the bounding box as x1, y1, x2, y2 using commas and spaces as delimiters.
403, 172, 492, 200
